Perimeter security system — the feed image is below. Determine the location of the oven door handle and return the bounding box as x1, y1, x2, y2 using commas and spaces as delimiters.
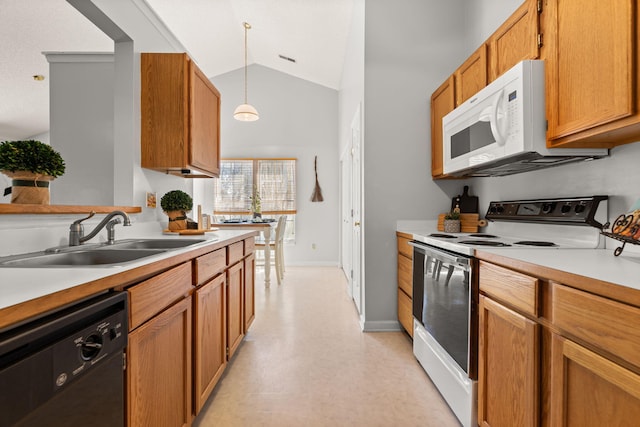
408, 240, 471, 269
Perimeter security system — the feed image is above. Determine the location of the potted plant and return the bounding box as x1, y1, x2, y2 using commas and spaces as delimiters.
0, 140, 65, 204
250, 186, 262, 219
443, 210, 461, 233
160, 190, 193, 231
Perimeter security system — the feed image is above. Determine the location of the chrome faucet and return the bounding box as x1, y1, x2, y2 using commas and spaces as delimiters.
69, 210, 132, 246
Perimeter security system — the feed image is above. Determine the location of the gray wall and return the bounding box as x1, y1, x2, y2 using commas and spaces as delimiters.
355, 0, 468, 330
211, 64, 340, 266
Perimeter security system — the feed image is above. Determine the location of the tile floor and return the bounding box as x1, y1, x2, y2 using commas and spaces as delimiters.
193, 266, 460, 427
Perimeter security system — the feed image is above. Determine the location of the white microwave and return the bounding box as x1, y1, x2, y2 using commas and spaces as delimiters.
442, 60, 607, 177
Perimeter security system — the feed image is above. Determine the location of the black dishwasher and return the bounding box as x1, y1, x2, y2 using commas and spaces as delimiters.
0, 291, 127, 427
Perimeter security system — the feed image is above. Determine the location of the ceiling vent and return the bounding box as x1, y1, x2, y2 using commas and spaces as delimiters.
278, 54, 296, 63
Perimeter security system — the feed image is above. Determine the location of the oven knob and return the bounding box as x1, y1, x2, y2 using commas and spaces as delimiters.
496, 206, 505, 214
542, 202, 556, 214
79, 334, 103, 360
488, 206, 497, 214
575, 204, 586, 213
561, 204, 571, 213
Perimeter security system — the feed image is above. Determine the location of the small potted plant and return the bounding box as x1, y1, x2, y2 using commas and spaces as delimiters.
250, 186, 262, 220
0, 140, 65, 204
160, 190, 193, 231
443, 210, 461, 233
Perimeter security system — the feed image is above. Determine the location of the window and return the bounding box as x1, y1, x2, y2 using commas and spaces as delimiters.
214, 158, 297, 240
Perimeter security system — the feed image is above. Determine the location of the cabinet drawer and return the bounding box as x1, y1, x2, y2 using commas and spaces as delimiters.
128, 262, 193, 331
551, 283, 640, 369
244, 237, 255, 255
194, 248, 226, 285
479, 261, 539, 317
398, 253, 413, 297
398, 289, 413, 337
397, 234, 413, 259
228, 241, 244, 265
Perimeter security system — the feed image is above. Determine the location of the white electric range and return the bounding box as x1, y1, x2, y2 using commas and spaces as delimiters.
409, 195, 608, 427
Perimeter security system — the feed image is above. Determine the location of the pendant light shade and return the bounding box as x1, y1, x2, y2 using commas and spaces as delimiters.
234, 22, 259, 121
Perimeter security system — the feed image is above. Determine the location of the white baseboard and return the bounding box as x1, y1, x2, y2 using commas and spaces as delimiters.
362, 320, 402, 332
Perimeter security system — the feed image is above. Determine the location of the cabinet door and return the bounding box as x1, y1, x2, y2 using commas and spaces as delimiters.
227, 261, 244, 359
455, 44, 488, 105
546, 0, 637, 147
550, 335, 640, 426
244, 253, 256, 332
190, 61, 220, 177
194, 275, 226, 414
478, 295, 539, 427
127, 297, 192, 427
431, 75, 455, 178
488, 0, 540, 81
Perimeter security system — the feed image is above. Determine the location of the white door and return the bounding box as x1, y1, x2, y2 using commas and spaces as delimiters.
350, 106, 362, 314
340, 151, 352, 296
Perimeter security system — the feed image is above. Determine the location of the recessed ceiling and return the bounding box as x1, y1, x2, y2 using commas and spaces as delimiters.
0, 0, 355, 142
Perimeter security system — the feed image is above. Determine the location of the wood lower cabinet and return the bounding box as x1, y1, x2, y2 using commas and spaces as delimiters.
127, 296, 192, 427
226, 261, 244, 360
544, 0, 640, 148
430, 76, 456, 178
478, 258, 640, 426
396, 232, 413, 336
124, 237, 256, 426
244, 253, 256, 332
194, 274, 226, 414
550, 335, 640, 427
478, 295, 539, 427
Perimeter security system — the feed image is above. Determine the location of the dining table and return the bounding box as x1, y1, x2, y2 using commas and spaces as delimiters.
211, 221, 276, 287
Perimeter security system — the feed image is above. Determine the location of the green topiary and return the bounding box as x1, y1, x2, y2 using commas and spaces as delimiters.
0, 140, 66, 177
160, 190, 193, 212
444, 210, 460, 220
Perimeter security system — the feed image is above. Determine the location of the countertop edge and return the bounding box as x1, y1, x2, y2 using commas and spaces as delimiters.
0, 230, 257, 330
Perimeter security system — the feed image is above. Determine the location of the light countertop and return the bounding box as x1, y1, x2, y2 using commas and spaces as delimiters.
398, 221, 640, 295
0, 229, 254, 312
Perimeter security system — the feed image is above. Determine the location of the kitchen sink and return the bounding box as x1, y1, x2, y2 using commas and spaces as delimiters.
109, 238, 207, 250
0, 249, 166, 268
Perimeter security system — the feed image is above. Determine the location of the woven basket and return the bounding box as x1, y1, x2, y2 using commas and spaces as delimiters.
3, 171, 54, 204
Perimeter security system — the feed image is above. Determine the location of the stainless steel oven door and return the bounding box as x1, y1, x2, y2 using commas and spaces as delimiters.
410, 241, 477, 377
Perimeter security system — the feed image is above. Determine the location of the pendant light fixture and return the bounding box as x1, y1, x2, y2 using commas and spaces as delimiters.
234, 22, 259, 121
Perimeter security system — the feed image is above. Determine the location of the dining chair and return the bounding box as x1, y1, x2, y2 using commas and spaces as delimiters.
256, 215, 287, 285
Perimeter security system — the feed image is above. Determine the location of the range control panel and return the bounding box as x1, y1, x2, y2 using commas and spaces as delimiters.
485, 196, 608, 227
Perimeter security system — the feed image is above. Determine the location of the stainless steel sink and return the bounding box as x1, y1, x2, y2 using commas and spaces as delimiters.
0, 249, 166, 268
109, 239, 207, 250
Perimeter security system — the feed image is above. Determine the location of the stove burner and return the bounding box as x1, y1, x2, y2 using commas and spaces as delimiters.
429, 233, 457, 239
514, 241, 557, 247
468, 233, 498, 238
458, 240, 512, 247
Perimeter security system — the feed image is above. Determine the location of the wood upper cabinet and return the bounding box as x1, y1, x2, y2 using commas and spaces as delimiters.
431, 76, 455, 178
478, 295, 539, 427
545, 0, 640, 148
550, 335, 640, 427
141, 53, 221, 177
455, 44, 488, 105
488, 0, 540, 82
194, 274, 226, 414
127, 296, 192, 427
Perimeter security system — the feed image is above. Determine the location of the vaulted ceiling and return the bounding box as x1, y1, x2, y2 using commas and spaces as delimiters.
0, 0, 355, 141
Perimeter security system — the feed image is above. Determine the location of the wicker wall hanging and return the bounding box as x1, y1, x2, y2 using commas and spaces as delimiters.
310, 155, 324, 202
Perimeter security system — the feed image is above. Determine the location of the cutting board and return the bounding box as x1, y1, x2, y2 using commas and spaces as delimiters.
451, 185, 479, 213
437, 213, 485, 233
